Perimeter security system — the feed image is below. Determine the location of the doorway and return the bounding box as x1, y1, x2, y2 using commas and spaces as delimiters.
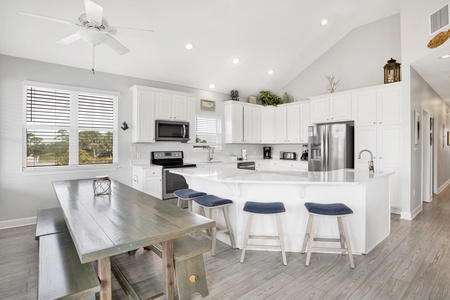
421, 108, 433, 202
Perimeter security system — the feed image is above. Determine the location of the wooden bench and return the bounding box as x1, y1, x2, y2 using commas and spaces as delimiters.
35, 207, 68, 240
38, 231, 101, 300
125, 236, 210, 300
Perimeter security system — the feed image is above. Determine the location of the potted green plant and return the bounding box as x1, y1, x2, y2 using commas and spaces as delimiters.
258, 90, 282, 106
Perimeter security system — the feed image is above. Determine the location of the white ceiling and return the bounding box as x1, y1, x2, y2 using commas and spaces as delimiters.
2, 0, 435, 100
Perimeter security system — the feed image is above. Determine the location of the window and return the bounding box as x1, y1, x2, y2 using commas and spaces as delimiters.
195, 116, 222, 145
24, 81, 118, 170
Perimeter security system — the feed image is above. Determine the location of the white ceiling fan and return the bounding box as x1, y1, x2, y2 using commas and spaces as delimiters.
19, 0, 153, 74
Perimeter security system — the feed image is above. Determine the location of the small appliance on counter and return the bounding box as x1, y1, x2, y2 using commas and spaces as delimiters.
300, 145, 308, 161
280, 151, 297, 160
263, 146, 272, 159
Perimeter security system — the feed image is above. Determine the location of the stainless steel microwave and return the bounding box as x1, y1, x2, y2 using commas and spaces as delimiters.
155, 120, 190, 142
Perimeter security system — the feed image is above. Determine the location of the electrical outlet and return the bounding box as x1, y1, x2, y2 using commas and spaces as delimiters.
131, 152, 137, 159
136, 153, 141, 159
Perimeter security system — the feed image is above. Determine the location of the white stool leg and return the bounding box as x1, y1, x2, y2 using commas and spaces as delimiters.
301, 214, 314, 253
339, 216, 355, 268
275, 214, 287, 266
305, 214, 317, 267
222, 205, 236, 248
240, 213, 253, 263
337, 216, 346, 255
187, 199, 192, 212
210, 207, 218, 256
177, 197, 182, 207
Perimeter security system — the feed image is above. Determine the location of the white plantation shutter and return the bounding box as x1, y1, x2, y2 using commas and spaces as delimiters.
196, 117, 221, 144
24, 81, 118, 169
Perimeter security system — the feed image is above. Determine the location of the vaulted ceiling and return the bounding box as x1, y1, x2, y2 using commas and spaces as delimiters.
0, 0, 404, 97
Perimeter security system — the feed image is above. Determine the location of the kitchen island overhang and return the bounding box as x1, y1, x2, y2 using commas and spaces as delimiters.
171, 168, 393, 255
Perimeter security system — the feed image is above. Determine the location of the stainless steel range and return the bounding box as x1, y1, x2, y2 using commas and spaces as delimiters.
151, 151, 196, 200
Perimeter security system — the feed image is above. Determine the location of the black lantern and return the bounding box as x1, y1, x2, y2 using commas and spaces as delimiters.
384, 58, 401, 84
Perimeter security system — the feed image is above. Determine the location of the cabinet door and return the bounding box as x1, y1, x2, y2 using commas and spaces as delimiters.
155, 92, 172, 120
378, 87, 402, 125
300, 103, 311, 143
251, 106, 262, 143
261, 106, 275, 143
274, 106, 287, 143
172, 95, 188, 121
132, 90, 155, 143
354, 91, 377, 126
330, 94, 352, 121
243, 105, 254, 143
311, 97, 330, 123
286, 104, 301, 143
377, 125, 402, 168
354, 126, 377, 171
224, 102, 244, 143
143, 177, 162, 199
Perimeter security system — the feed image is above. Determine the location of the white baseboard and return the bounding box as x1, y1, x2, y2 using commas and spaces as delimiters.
390, 207, 402, 214
438, 178, 450, 194
400, 203, 423, 221
0, 217, 36, 230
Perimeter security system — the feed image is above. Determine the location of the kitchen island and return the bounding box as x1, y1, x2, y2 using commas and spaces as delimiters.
171, 168, 393, 254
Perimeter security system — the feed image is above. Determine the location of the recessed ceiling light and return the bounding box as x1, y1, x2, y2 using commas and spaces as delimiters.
185, 43, 194, 50
440, 54, 450, 59
321, 19, 328, 26
232, 57, 241, 64
209, 83, 216, 89
267, 69, 274, 75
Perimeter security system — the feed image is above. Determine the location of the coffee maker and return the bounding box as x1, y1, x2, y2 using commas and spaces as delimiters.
263, 146, 272, 159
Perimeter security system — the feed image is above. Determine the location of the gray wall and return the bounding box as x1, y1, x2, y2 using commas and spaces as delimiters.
280, 14, 401, 100
0, 54, 262, 225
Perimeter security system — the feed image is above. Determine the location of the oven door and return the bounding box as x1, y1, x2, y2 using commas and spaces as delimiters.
162, 169, 189, 200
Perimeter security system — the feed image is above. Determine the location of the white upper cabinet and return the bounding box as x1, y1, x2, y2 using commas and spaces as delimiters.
310, 94, 352, 123
354, 83, 402, 126
131, 87, 155, 143
286, 104, 301, 143
130, 85, 195, 143
224, 101, 261, 143
300, 103, 311, 143
155, 93, 188, 121
274, 106, 288, 143
261, 106, 275, 143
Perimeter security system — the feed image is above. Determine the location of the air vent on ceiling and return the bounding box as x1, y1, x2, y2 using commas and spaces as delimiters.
430, 4, 449, 35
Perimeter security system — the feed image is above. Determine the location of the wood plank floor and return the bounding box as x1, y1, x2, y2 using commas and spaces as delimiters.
2, 186, 450, 299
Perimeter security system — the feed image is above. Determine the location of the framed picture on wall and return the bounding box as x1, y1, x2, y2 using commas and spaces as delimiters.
414, 109, 420, 144
200, 99, 215, 111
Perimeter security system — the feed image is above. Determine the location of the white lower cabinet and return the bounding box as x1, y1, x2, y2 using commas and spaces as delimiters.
132, 166, 162, 199
355, 125, 402, 210
270, 160, 308, 171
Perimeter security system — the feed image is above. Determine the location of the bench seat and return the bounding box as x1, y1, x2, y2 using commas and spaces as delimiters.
38, 232, 101, 300
35, 207, 68, 240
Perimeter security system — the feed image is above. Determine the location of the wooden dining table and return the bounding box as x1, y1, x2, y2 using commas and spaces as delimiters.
53, 178, 215, 300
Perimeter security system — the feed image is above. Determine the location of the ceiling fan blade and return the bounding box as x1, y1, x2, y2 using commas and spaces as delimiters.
18, 11, 79, 26
113, 26, 154, 33
104, 35, 130, 55
57, 33, 82, 44
84, 0, 103, 26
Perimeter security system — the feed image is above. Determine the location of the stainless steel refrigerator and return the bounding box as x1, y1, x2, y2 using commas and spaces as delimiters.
308, 123, 354, 171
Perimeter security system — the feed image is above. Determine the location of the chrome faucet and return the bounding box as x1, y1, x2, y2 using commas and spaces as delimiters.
207, 146, 215, 162
358, 149, 374, 174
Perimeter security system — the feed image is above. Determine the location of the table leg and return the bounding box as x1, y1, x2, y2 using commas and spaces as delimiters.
162, 240, 175, 300
98, 257, 112, 300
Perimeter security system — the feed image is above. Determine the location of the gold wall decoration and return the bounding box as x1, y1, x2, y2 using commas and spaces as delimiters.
427, 29, 450, 48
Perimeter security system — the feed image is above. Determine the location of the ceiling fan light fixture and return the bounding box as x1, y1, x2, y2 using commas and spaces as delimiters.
186, 43, 194, 50
321, 19, 328, 26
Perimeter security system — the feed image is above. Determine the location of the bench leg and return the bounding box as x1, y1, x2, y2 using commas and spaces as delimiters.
162, 240, 175, 300
98, 257, 112, 300
175, 254, 209, 300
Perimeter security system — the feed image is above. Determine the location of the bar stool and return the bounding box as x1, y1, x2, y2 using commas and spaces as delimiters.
301, 202, 355, 268
240, 201, 287, 265
173, 188, 206, 212
194, 194, 236, 256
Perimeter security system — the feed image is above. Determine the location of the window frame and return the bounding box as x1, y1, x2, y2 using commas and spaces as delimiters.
193, 114, 222, 151
22, 80, 120, 174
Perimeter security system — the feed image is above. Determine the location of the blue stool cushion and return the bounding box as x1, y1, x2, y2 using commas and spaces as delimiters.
304, 202, 353, 216
194, 195, 232, 207
243, 201, 286, 214
174, 189, 206, 199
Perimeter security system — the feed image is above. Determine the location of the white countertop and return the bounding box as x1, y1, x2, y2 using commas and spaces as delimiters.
170, 167, 393, 185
